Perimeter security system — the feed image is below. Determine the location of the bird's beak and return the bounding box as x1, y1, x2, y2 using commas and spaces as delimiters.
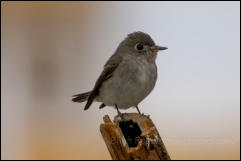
157, 45, 168, 51
151, 45, 168, 52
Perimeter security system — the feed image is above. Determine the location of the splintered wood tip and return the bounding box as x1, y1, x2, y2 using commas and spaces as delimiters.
103, 115, 112, 123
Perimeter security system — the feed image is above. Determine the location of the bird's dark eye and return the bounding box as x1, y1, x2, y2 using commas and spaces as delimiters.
135, 43, 144, 51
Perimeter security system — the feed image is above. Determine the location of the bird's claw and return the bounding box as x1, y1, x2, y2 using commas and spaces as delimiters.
140, 113, 150, 118
117, 112, 125, 120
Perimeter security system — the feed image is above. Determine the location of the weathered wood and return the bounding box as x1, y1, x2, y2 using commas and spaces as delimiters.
100, 113, 171, 160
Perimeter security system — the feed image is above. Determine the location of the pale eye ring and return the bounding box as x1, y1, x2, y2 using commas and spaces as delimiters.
135, 43, 144, 51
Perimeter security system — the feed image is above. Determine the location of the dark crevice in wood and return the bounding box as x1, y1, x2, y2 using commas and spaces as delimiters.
118, 120, 142, 148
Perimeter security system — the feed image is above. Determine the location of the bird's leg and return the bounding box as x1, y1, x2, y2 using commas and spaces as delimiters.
135, 105, 150, 118
115, 104, 124, 120
135, 105, 142, 115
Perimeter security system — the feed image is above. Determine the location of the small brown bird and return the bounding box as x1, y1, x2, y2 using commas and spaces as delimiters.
72, 31, 167, 116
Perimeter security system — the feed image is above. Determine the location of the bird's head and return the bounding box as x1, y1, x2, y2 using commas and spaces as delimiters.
117, 31, 167, 62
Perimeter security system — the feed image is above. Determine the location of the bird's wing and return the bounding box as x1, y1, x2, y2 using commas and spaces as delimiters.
84, 55, 122, 110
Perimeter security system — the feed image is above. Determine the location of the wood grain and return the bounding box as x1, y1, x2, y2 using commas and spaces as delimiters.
100, 113, 171, 160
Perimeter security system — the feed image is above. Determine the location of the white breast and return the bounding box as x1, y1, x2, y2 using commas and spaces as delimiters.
97, 56, 157, 109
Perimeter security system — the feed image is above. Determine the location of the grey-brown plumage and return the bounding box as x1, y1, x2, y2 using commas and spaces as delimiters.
72, 91, 91, 103
72, 31, 167, 113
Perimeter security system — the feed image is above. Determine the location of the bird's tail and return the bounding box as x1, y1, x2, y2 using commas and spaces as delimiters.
72, 91, 92, 103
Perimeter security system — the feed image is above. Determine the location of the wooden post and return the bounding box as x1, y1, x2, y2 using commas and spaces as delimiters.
100, 113, 171, 160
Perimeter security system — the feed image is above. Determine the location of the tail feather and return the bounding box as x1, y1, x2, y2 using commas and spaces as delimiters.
99, 103, 106, 109
72, 91, 91, 103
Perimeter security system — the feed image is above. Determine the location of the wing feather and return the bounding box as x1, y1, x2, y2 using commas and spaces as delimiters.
84, 55, 122, 110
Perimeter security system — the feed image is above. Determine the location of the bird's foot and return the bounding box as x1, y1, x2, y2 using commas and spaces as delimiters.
117, 111, 125, 120
140, 113, 150, 118
115, 104, 125, 120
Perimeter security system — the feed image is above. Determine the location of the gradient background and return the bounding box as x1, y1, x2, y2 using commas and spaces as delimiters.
1, 1, 240, 160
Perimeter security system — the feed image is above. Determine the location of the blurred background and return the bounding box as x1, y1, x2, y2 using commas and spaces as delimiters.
1, 1, 240, 160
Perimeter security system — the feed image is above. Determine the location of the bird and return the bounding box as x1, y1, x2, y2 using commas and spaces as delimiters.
72, 31, 167, 116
